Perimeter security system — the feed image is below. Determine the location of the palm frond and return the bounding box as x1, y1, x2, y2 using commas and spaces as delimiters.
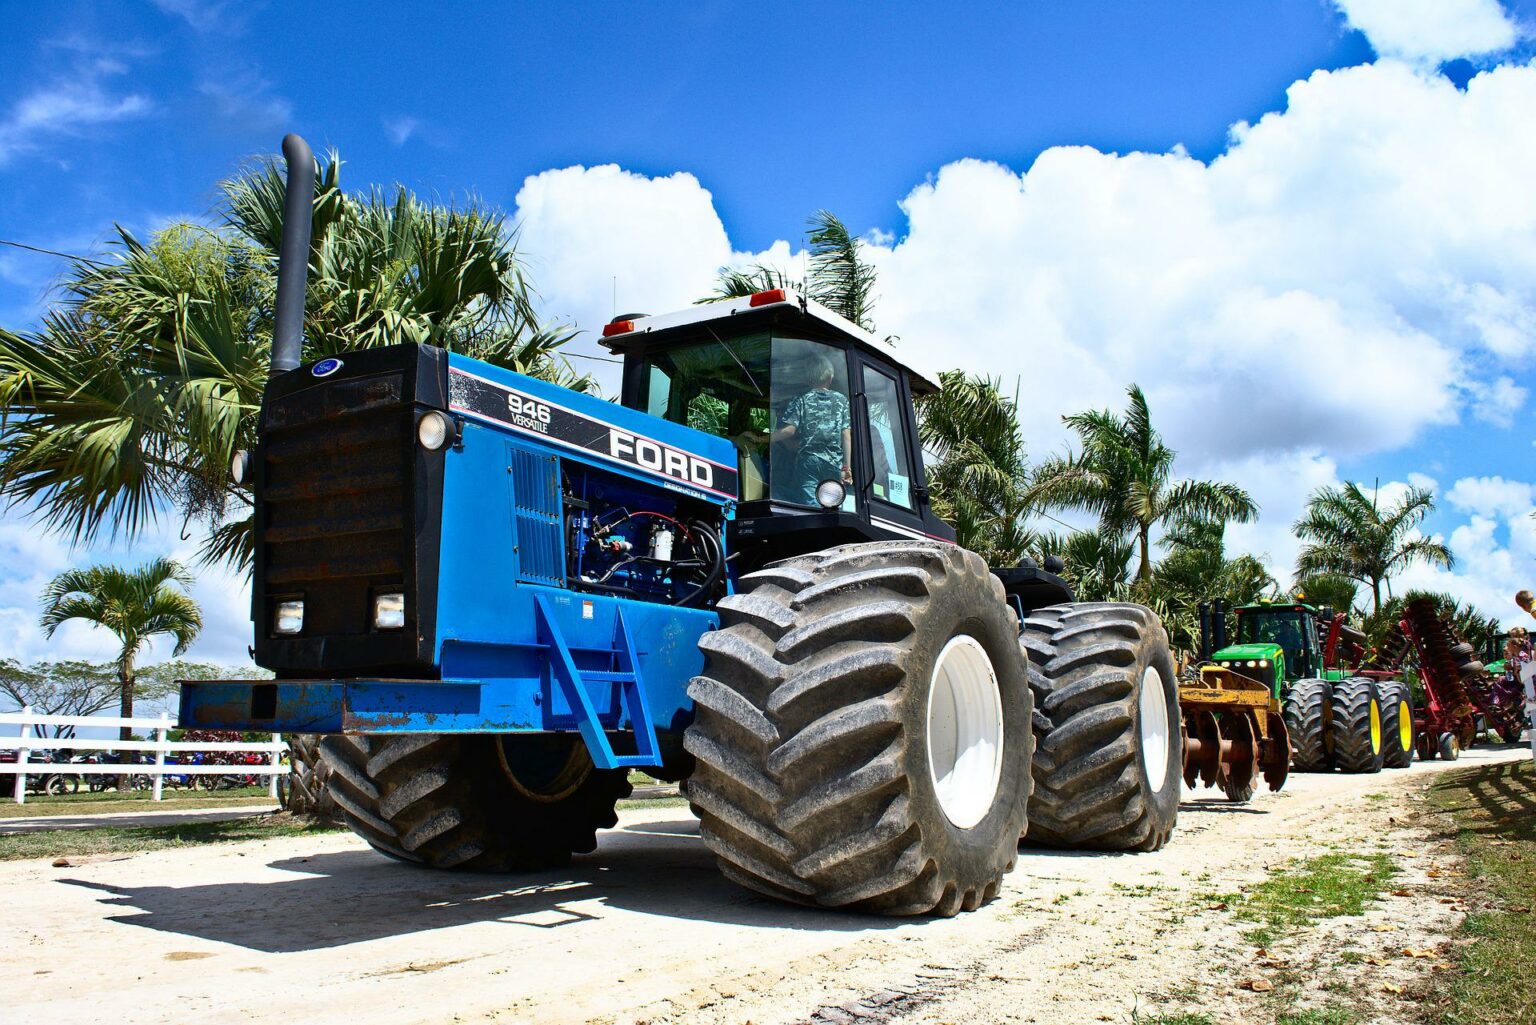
805, 210, 877, 330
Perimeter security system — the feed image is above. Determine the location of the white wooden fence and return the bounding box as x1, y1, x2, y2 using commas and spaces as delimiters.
0, 708, 284, 806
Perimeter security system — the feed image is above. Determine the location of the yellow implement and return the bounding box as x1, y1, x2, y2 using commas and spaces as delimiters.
1179, 665, 1291, 802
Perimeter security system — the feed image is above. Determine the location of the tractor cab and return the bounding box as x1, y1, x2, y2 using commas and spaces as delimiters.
604, 288, 955, 571
1217, 602, 1326, 691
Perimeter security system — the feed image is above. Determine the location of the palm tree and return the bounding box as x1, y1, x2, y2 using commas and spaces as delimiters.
706, 210, 878, 330
917, 371, 1034, 564
1149, 520, 1277, 652
1029, 384, 1257, 581
1290, 572, 1359, 616
1293, 482, 1453, 615
1028, 528, 1135, 603
39, 559, 202, 783
0, 150, 588, 573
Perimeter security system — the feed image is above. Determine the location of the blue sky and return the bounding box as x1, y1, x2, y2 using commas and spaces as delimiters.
1, 0, 1534, 673
1, 1, 1377, 280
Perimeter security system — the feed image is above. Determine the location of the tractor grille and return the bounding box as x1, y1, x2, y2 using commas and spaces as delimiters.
260, 373, 413, 638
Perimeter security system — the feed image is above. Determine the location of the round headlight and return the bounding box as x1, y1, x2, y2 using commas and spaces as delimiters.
815, 479, 846, 509
230, 449, 250, 484
1259, 659, 1270, 668
418, 411, 452, 451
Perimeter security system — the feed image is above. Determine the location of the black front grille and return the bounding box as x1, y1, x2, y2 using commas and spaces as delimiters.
253, 345, 448, 677
262, 383, 410, 634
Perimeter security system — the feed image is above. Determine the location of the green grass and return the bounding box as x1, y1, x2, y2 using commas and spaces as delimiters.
621, 795, 688, 811
1276, 1008, 1355, 1025
1133, 1013, 1214, 1025
0, 812, 345, 861
1219, 852, 1396, 946
1423, 760, 1536, 1025
1, 787, 274, 818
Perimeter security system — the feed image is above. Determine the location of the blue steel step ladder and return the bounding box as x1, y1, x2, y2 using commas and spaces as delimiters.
531, 594, 661, 770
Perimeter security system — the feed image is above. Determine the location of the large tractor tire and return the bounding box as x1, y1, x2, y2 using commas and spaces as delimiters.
1283, 678, 1334, 772
1330, 677, 1385, 774
1021, 603, 1180, 852
280, 734, 340, 821
319, 733, 631, 870
684, 541, 1033, 917
1376, 679, 1415, 769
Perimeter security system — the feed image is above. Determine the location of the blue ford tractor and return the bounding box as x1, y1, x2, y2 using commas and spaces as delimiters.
180, 136, 1182, 916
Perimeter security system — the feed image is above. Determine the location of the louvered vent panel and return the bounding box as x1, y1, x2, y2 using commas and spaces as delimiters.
508, 446, 565, 587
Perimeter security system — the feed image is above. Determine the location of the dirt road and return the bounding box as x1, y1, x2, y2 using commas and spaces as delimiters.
4, 745, 1526, 1025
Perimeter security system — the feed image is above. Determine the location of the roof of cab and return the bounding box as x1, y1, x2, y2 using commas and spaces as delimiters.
597, 289, 944, 393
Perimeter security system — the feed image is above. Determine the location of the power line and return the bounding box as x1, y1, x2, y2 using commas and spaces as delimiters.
0, 238, 109, 266
564, 349, 623, 365
1033, 509, 1093, 536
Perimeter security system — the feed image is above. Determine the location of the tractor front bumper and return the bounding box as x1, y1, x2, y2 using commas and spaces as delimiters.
179, 678, 541, 734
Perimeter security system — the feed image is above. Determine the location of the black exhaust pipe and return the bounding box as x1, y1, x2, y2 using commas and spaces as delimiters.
271, 133, 315, 378
1198, 601, 1212, 663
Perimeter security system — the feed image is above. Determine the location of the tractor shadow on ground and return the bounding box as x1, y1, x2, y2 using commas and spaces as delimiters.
1439, 759, 1536, 835
55, 816, 915, 953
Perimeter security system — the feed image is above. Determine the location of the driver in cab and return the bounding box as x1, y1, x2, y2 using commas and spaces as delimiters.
771, 354, 852, 506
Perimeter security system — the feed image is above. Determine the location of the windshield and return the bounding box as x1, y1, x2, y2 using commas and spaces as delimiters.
1237, 611, 1306, 648
638, 333, 854, 508
1236, 610, 1313, 675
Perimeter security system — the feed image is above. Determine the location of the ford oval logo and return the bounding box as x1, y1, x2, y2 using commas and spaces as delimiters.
312, 358, 343, 378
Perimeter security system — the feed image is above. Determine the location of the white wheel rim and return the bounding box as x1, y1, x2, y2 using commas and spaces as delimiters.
1138, 665, 1171, 792
925, 634, 1005, 829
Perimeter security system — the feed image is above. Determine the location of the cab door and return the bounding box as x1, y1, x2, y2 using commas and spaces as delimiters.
851, 354, 931, 540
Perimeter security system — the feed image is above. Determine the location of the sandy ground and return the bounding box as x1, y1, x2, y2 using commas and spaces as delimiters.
3, 744, 1526, 1025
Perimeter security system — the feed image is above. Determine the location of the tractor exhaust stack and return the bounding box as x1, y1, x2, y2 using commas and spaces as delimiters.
271, 133, 315, 378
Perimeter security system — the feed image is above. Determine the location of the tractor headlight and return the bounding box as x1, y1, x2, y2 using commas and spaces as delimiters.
231, 449, 251, 484
1246, 660, 1258, 668
417, 411, 452, 451
373, 592, 406, 630
1259, 659, 1270, 668
274, 600, 304, 635
815, 479, 846, 509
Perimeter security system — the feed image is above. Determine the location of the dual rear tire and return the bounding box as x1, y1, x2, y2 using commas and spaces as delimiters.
1376, 680, 1415, 769
1284, 677, 1394, 774
1020, 603, 1181, 851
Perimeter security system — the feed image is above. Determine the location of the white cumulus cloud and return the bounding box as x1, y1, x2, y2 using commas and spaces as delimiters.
1446, 475, 1536, 519
1333, 0, 1520, 64
510, 54, 1536, 623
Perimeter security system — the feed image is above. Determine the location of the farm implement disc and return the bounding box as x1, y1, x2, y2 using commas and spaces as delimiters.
1179, 666, 1290, 802
1378, 597, 1526, 759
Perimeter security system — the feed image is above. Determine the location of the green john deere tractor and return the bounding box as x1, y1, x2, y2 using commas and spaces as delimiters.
1200, 599, 1412, 774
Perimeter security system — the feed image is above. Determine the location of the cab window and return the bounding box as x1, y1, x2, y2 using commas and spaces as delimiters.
861, 365, 915, 510
637, 334, 853, 509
